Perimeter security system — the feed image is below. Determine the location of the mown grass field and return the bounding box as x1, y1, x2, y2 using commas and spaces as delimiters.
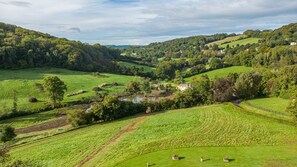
220, 38, 261, 48
0, 68, 136, 115
119, 146, 297, 167
118, 61, 155, 72
207, 35, 242, 46
10, 104, 297, 167
185, 66, 253, 82
246, 97, 290, 113
10, 118, 135, 167
239, 97, 292, 122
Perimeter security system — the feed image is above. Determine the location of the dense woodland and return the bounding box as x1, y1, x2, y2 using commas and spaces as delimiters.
0, 22, 120, 72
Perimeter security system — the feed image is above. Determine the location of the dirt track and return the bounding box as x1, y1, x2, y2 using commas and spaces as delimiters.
76, 115, 147, 167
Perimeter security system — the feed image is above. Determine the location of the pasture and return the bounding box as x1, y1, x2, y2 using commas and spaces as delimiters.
0, 109, 57, 129
185, 66, 253, 82
245, 97, 290, 113
118, 61, 155, 72
0, 68, 136, 116
220, 38, 261, 48
9, 104, 297, 167
10, 118, 135, 167
239, 97, 292, 122
119, 146, 297, 167
207, 35, 242, 46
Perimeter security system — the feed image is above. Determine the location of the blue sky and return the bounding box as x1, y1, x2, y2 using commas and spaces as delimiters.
0, 0, 297, 45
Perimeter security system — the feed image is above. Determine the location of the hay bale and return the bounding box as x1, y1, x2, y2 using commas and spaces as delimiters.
172, 155, 179, 160
223, 157, 229, 163
99, 83, 109, 88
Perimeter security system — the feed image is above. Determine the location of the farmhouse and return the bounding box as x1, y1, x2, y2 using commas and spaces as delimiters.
290, 42, 297, 46
177, 84, 192, 91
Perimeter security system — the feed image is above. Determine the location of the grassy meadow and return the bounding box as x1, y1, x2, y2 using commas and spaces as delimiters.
9, 104, 297, 167
118, 61, 155, 72
207, 35, 242, 46
239, 97, 292, 122
220, 38, 261, 48
0, 109, 57, 129
246, 97, 290, 113
0, 68, 136, 115
185, 66, 253, 82
10, 118, 135, 167
119, 146, 297, 167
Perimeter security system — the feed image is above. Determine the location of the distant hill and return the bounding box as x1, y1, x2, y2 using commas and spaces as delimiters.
243, 23, 297, 46
123, 33, 233, 63
0, 22, 120, 72
123, 23, 297, 64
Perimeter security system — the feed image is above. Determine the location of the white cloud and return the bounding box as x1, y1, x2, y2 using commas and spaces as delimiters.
0, 0, 297, 44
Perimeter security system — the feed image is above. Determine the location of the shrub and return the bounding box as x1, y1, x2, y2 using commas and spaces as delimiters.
66, 110, 91, 127
0, 126, 16, 142
28, 97, 38, 103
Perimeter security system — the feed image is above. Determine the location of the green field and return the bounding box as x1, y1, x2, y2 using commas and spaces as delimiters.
239, 97, 292, 122
0, 109, 57, 129
185, 66, 253, 82
9, 104, 297, 166
220, 38, 261, 48
246, 98, 290, 113
10, 117, 135, 167
207, 35, 242, 46
0, 105, 85, 129
119, 146, 297, 167
118, 61, 155, 72
0, 68, 136, 115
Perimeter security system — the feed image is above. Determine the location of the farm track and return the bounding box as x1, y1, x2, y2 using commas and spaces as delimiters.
15, 116, 68, 134
76, 115, 147, 167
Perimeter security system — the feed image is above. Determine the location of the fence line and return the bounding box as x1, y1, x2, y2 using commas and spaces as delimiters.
243, 101, 290, 117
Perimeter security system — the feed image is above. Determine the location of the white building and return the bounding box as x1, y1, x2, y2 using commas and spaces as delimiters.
290, 42, 297, 46
177, 84, 192, 92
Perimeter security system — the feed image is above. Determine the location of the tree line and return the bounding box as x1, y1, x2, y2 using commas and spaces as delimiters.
0, 22, 120, 72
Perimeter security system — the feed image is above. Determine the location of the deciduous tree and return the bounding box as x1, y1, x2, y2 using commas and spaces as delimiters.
43, 76, 67, 107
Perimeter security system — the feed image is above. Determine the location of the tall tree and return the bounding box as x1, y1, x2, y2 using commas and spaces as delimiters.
43, 76, 67, 107
91, 95, 121, 121
213, 77, 236, 102
235, 72, 262, 99
174, 70, 184, 84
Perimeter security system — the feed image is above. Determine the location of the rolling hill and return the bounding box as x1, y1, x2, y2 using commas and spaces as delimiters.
0, 22, 120, 72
